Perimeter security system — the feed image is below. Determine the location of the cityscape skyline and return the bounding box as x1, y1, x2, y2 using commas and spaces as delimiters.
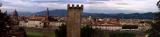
0, 0, 157, 37
0, 0, 159, 14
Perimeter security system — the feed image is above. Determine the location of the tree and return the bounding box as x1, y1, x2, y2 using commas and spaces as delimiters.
110, 32, 135, 37
81, 25, 95, 37
55, 24, 96, 37
148, 11, 160, 37
157, 0, 160, 9
0, 10, 10, 37
148, 0, 160, 37
55, 24, 66, 37
148, 29, 160, 37
155, 0, 160, 31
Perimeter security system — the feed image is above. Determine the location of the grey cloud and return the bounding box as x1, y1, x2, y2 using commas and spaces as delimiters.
116, 3, 129, 5
1, 0, 48, 12
32, 0, 87, 3
0, 0, 158, 13
90, 0, 110, 1
87, 1, 104, 4
27, 0, 104, 4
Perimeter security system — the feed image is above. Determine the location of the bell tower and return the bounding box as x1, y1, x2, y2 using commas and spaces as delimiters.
66, 4, 83, 37
11, 10, 19, 30
12, 10, 19, 25
45, 8, 49, 21
43, 8, 49, 28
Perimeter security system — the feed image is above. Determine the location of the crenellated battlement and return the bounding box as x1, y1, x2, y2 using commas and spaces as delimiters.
67, 4, 83, 9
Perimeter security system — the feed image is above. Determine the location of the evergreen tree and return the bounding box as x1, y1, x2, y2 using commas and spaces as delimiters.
0, 10, 10, 37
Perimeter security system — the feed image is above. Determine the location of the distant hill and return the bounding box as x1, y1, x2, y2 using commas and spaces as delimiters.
106, 12, 154, 19
7, 12, 33, 16
36, 9, 67, 16
20, 9, 154, 19
18, 12, 34, 16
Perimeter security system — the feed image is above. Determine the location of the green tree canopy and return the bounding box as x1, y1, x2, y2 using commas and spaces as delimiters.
55, 25, 96, 37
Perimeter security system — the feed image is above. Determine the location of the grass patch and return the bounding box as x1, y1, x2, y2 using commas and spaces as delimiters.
27, 31, 55, 37
27, 31, 43, 37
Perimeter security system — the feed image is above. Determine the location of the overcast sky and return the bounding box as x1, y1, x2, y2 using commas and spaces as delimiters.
0, 0, 159, 13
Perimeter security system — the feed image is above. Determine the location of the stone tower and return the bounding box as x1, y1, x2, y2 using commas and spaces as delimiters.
43, 8, 49, 28
11, 10, 19, 30
12, 10, 19, 25
67, 4, 83, 37
12, 10, 18, 16
45, 8, 49, 21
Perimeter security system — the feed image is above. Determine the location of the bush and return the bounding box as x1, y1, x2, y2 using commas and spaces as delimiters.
110, 32, 135, 37
81, 25, 95, 37
55, 25, 96, 37
55, 24, 66, 37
